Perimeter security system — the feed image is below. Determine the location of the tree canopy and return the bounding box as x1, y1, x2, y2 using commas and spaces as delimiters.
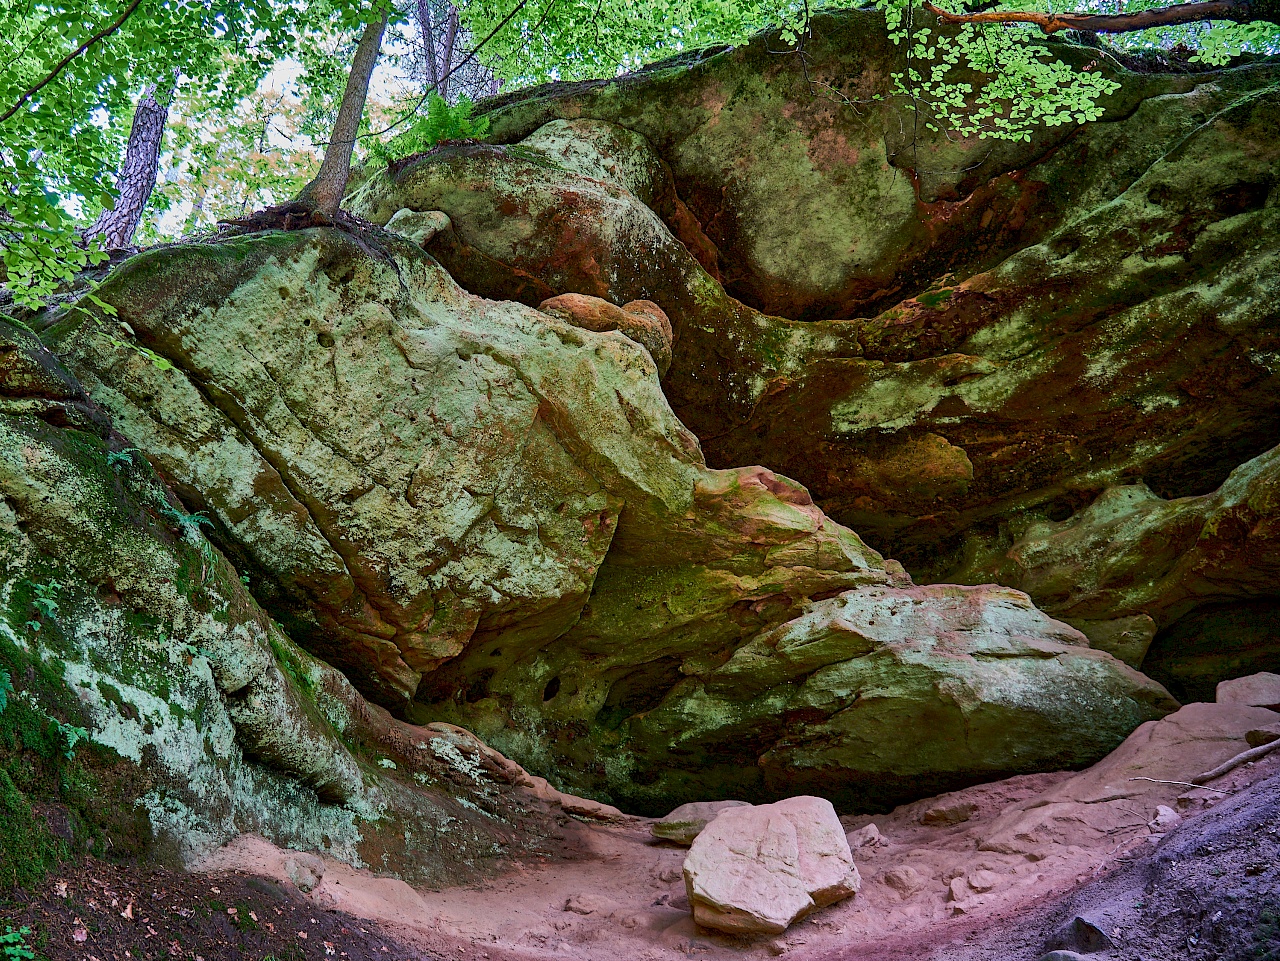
2, 0, 1278, 309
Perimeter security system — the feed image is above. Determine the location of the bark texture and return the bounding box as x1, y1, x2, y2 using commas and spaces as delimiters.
297, 7, 388, 217
85, 82, 171, 249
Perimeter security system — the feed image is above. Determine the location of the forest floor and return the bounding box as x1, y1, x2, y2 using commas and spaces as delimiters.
3, 703, 1279, 961
0, 859, 429, 961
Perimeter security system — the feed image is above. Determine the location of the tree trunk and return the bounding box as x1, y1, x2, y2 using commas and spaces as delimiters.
296, 5, 388, 218
415, 0, 442, 92
85, 81, 173, 249
439, 6, 460, 102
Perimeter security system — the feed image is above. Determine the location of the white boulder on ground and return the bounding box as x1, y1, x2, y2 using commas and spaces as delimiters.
652, 799, 752, 845
682, 795, 860, 935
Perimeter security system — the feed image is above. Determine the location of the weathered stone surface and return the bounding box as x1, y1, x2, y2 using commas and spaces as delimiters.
348, 14, 1280, 691
1217, 672, 1280, 709
652, 800, 751, 845
976, 699, 1280, 858
919, 798, 978, 826
882, 865, 924, 898
48, 228, 888, 708
45, 230, 1172, 811
682, 795, 859, 934
947, 445, 1280, 686
0, 316, 565, 880
619, 584, 1175, 811
384, 207, 451, 246
539, 293, 673, 376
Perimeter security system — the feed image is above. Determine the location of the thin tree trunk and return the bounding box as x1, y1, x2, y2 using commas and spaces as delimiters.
85, 79, 174, 249
296, 5, 388, 218
439, 6, 460, 102
415, 0, 441, 92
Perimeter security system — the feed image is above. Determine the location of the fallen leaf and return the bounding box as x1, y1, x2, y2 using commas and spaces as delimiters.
122, 901, 134, 919
72, 925, 89, 943
54, 881, 68, 898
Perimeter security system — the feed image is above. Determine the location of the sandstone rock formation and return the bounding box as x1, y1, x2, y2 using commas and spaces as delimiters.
1217, 672, 1280, 709
682, 795, 860, 934
41, 228, 1173, 813
538, 293, 673, 377
652, 799, 751, 845
347, 10, 1280, 688
947, 445, 1280, 696
0, 315, 573, 878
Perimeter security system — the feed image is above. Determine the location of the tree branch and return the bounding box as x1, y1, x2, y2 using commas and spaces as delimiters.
0, 0, 145, 126
1193, 737, 1280, 785
922, 0, 1278, 34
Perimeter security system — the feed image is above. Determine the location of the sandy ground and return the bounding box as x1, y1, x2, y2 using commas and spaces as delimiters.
196, 696, 1280, 961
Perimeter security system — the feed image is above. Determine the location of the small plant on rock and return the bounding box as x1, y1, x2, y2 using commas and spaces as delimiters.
374, 94, 490, 163
106, 448, 140, 470
25, 580, 61, 631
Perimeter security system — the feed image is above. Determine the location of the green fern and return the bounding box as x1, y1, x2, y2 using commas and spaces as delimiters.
374, 94, 491, 163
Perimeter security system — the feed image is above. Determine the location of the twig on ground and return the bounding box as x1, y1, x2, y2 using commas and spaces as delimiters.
1127, 776, 1230, 794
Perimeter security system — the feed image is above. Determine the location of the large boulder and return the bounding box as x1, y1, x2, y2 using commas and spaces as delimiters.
42, 229, 1175, 811
46, 228, 888, 708
652, 799, 751, 845
683, 795, 860, 934
616, 583, 1176, 811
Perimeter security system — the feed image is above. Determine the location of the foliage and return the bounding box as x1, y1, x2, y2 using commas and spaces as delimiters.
0, 926, 37, 961
3, 0, 1279, 307
372, 93, 490, 160
141, 75, 321, 236
106, 448, 140, 470
28, 581, 61, 622
109, 337, 175, 371
876, 0, 1121, 141
0, 671, 11, 715
0, 0, 370, 308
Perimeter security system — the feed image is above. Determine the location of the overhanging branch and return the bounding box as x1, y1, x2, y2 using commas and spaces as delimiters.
922, 0, 1278, 34
0, 0, 145, 126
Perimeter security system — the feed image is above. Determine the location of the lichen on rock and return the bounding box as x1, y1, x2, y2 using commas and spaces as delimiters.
38, 228, 1177, 814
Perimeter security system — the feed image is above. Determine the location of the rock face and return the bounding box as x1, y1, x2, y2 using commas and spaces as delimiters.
0, 316, 568, 879
347, 10, 1280, 687
539, 293, 673, 377
947, 444, 1280, 690
626, 584, 1175, 810
43, 229, 1173, 812
1217, 673, 1280, 709
682, 795, 860, 934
